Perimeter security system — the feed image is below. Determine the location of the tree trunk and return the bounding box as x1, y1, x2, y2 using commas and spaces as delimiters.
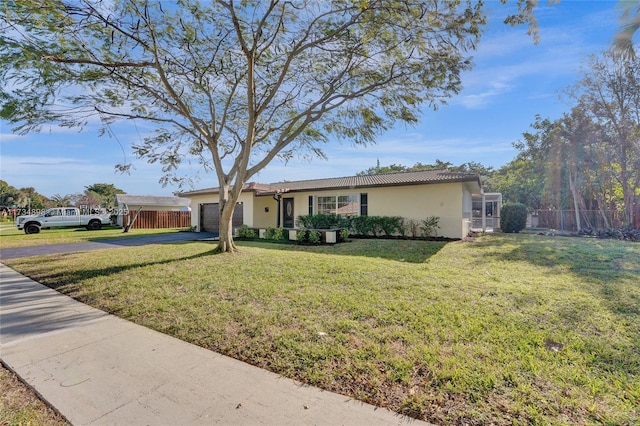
214, 185, 240, 253
568, 168, 582, 231
597, 200, 611, 228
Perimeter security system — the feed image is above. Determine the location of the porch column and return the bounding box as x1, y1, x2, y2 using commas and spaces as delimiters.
481, 193, 486, 232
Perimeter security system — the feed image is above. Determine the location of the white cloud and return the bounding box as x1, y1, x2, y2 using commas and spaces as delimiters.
0, 133, 23, 143
0, 154, 180, 197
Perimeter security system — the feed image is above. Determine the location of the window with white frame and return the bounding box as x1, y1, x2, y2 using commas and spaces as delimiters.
315, 194, 359, 217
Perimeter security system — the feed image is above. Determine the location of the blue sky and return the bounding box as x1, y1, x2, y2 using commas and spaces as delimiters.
0, 1, 625, 198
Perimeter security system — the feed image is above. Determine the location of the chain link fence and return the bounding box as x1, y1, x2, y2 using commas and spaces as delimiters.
528, 210, 629, 232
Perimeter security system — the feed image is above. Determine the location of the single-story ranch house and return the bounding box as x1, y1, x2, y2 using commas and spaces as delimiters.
179, 170, 495, 239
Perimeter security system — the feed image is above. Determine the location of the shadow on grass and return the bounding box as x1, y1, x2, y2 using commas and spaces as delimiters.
472, 234, 640, 315
235, 238, 450, 263
25, 247, 223, 294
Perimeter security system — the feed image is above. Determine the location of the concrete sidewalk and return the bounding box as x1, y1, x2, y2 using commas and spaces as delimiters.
0, 263, 426, 426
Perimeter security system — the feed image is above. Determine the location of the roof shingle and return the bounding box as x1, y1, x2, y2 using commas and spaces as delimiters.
116, 194, 191, 206
178, 170, 481, 197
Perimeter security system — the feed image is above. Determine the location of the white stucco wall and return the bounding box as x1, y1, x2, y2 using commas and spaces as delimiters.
183, 181, 479, 238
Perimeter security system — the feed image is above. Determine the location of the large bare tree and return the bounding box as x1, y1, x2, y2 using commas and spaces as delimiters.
1, 0, 543, 252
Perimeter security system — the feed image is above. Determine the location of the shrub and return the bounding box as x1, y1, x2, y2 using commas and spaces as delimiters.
420, 216, 440, 238
370, 216, 385, 237
295, 214, 345, 229
263, 226, 275, 239
500, 203, 528, 233
580, 226, 640, 242
272, 227, 285, 240
621, 225, 640, 241
379, 216, 403, 236
237, 224, 256, 238
296, 228, 308, 243
403, 218, 421, 238
339, 228, 350, 242
351, 215, 375, 236
308, 229, 321, 244
264, 227, 285, 240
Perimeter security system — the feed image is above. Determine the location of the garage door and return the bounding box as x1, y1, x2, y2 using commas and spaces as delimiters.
200, 203, 244, 233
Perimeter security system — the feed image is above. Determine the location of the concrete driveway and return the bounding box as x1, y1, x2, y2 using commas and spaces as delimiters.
0, 232, 218, 260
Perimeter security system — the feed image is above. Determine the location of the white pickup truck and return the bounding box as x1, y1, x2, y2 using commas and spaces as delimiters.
16, 207, 112, 234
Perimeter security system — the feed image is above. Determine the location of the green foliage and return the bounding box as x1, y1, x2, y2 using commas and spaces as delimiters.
84, 183, 125, 210
357, 160, 495, 191
263, 226, 285, 240
0, 0, 489, 253
339, 228, 350, 242
272, 227, 285, 240
500, 203, 528, 233
350, 216, 375, 236
295, 228, 322, 245
307, 229, 321, 244
579, 225, 640, 242
379, 216, 403, 236
295, 214, 345, 229
237, 224, 256, 239
50, 194, 73, 207
349, 215, 440, 239
296, 228, 308, 244
420, 216, 440, 238
5, 234, 639, 425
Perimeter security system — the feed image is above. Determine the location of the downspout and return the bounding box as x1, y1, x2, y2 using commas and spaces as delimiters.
273, 193, 282, 228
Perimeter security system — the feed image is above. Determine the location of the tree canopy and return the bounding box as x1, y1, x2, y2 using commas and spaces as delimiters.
492, 50, 640, 229
3, 0, 527, 251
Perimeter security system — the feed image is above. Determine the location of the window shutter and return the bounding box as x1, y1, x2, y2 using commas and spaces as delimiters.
308, 196, 313, 215
360, 193, 368, 216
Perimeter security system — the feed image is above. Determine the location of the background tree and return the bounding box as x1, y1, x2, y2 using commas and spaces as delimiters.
357, 160, 495, 189
50, 193, 73, 207
0, 0, 542, 252
569, 50, 640, 226
0, 180, 20, 207
84, 183, 125, 211
15, 187, 50, 212
73, 191, 103, 212
491, 115, 558, 211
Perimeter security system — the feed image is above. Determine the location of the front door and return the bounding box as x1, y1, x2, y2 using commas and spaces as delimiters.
283, 198, 295, 228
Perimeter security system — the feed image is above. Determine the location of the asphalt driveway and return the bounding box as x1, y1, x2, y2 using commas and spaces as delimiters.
0, 232, 218, 260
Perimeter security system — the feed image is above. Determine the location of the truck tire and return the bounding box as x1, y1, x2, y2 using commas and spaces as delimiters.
87, 220, 102, 231
25, 223, 41, 234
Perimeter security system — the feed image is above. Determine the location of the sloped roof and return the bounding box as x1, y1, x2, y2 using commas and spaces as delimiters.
116, 194, 191, 207
178, 170, 481, 196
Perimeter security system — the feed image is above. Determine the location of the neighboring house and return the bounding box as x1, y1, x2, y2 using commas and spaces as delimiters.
115, 194, 192, 228
179, 170, 492, 239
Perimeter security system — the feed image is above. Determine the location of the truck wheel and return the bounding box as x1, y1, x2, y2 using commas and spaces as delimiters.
87, 220, 102, 231
25, 224, 41, 234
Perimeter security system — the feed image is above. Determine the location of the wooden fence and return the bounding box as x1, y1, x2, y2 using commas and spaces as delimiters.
125, 210, 191, 229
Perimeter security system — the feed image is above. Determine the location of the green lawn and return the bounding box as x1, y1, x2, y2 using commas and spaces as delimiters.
3, 234, 639, 425
0, 226, 189, 249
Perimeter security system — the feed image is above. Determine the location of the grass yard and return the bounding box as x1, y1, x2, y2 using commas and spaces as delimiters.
0, 226, 189, 249
0, 363, 70, 426
3, 234, 639, 425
